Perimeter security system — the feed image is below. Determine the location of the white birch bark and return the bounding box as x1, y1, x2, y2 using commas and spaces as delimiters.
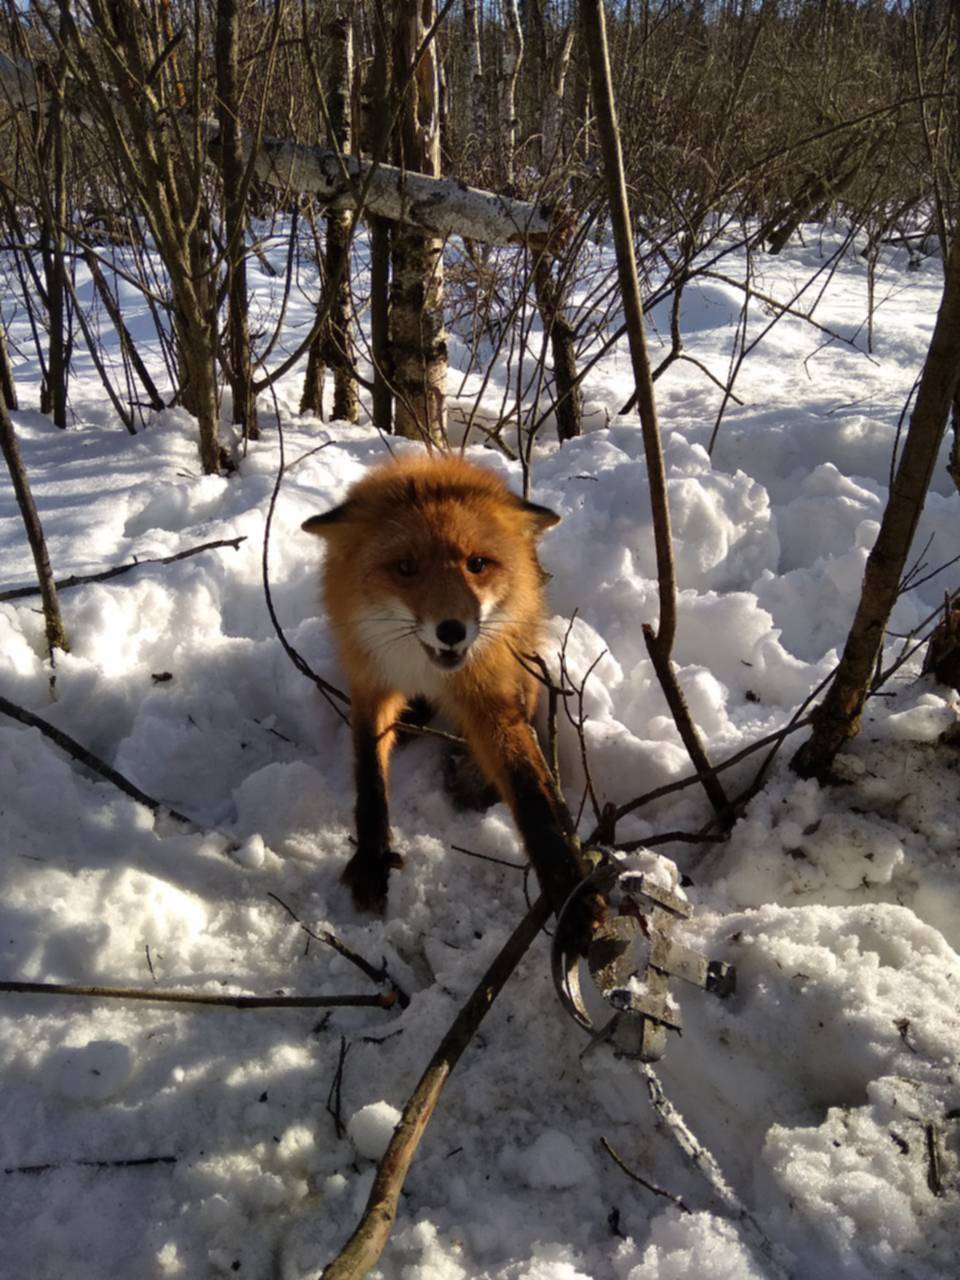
500, 0, 524, 185
463, 0, 483, 142
542, 23, 575, 170
391, 0, 447, 443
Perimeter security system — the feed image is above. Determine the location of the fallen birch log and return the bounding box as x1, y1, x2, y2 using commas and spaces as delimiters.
0, 53, 560, 250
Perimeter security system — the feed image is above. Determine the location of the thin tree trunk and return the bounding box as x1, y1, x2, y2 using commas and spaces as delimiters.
361, 9, 393, 433
39, 38, 69, 429
571, 6, 593, 183
533, 254, 581, 441
542, 23, 575, 170
0, 324, 17, 411
62, 266, 134, 433
53, 9, 223, 474
462, 0, 482, 156
580, 0, 727, 816
175, 299, 221, 475
216, 0, 258, 441
535, 20, 581, 443
0, 396, 69, 657
792, 230, 960, 779
322, 8, 359, 424
580, 0, 676, 653
501, 0, 523, 186
369, 216, 392, 433
299, 315, 326, 418
390, 0, 447, 444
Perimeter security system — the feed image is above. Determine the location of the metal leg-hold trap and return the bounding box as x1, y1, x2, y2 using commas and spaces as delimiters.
552, 859, 736, 1062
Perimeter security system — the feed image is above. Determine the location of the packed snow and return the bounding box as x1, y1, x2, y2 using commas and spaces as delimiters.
1, 222, 959, 1279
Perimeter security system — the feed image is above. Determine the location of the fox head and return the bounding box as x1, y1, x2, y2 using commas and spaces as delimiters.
303, 455, 559, 683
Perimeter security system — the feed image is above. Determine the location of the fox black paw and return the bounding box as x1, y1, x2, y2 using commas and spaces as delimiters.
342, 848, 404, 912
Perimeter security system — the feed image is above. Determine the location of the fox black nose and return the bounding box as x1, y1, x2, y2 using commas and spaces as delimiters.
435, 619, 467, 648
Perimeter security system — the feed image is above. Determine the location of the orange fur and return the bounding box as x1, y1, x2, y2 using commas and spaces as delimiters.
303, 453, 589, 917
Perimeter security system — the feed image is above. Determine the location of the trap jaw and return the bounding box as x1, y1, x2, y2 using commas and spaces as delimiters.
551, 861, 736, 1062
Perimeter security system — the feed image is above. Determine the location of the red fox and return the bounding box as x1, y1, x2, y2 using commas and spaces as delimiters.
302, 453, 596, 935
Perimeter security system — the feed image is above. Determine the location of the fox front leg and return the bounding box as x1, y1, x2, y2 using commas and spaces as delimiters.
462, 703, 605, 952
342, 690, 407, 911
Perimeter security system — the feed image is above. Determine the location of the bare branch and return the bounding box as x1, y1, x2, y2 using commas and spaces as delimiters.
321, 896, 551, 1279
0, 979, 396, 1011
0, 536, 247, 602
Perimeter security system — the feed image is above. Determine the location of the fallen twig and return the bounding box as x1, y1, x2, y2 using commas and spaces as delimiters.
321, 895, 552, 1280
925, 1121, 945, 1197
5, 1155, 177, 1176
450, 843, 526, 872
615, 830, 727, 853
267, 891, 410, 1008
326, 1036, 351, 1140
600, 1135, 691, 1213
0, 693, 195, 825
0, 535, 248, 602
0, 979, 397, 1011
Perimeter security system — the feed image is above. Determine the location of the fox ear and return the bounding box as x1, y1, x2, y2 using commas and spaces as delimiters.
301, 501, 354, 537
518, 498, 561, 536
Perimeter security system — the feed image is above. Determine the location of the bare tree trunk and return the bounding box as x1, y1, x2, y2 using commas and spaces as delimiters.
535, 19, 581, 442
572, 6, 593, 170
369, 216, 393, 433
362, 9, 393, 434
173, 254, 221, 474
216, 0, 258, 441
792, 230, 960, 779
463, 0, 483, 158
580, 0, 726, 816
580, 0, 676, 654
390, 0, 447, 444
38, 36, 69, 429
533, 254, 581, 441
0, 324, 17, 411
542, 23, 575, 170
322, 7, 359, 424
56, 8, 223, 474
950, 400, 960, 495
501, 0, 524, 186
0, 396, 69, 658
299, 310, 326, 418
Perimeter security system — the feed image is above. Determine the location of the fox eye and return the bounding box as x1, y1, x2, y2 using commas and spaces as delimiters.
466, 555, 490, 574
393, 558, 419, 577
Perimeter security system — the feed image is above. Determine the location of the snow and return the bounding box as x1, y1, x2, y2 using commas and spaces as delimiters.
349, 1102, 403, 1161
1, 223, 959, 1278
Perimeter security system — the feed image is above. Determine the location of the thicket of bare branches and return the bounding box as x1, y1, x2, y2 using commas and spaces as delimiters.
0, 1, 955, 464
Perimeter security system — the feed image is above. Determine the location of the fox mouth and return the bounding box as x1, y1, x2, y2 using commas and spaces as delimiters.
420, 642, 468, 671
